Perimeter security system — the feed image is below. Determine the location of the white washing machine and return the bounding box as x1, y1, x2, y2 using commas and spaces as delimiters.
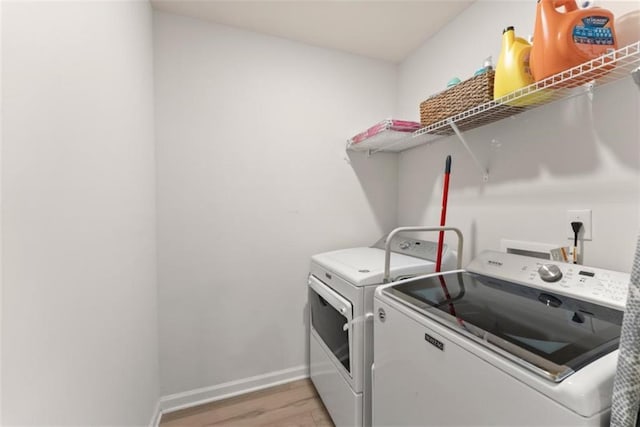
373, 250, 630, 426
308, 229, 458, 426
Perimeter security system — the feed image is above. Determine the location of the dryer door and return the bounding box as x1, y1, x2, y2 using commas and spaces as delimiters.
309, 275, 353, 377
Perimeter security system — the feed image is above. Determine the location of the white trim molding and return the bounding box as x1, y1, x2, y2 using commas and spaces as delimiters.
149, 400, 162, 427
159, 365, 309, 416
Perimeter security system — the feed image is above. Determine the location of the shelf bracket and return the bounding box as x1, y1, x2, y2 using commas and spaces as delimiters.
586, 82, 594, 101
448, 120, 489, 182
632, 67, 640, 89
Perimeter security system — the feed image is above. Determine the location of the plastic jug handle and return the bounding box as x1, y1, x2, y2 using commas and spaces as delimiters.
552, 0, 578, 12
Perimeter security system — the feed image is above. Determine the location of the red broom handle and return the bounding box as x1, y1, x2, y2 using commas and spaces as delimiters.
435, 156, 451, 273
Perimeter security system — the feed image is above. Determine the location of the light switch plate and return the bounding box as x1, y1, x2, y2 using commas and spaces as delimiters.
567, 209, 592, 241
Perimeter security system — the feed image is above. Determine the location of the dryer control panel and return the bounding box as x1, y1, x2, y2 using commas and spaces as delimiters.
372, 235, 446, 262
467, 250, 630, 310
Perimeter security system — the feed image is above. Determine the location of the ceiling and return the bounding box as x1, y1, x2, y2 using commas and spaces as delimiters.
150, 1, 475, 63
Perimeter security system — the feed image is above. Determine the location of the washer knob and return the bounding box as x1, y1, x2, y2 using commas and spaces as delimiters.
538, 264, 563, 282
399, 241, 411, 250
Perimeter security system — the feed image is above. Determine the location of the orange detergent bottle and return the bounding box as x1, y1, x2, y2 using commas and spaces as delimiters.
530, 0, 617, 82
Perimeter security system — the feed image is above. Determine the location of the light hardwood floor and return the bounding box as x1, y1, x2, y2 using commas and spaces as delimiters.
160, 379, 335, 427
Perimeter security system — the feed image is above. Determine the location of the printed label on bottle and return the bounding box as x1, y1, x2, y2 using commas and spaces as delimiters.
582, 16, 610, 27
572, 15, 614, 57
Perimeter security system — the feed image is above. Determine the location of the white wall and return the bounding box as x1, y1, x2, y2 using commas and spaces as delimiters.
0, 0, 4, 420
2, 1, 159, 425
395, 0, 640, 272
154, 11, 398, 398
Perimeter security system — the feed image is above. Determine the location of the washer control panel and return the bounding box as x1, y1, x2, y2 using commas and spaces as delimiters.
467, 250, 630, 310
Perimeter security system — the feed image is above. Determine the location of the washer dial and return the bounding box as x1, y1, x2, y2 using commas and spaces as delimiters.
538, 264, 563, 283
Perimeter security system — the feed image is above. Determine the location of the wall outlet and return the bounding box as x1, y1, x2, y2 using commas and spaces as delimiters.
567, 209, 592, 241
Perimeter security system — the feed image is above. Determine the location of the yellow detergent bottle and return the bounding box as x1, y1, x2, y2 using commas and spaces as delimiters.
494, 26, 537, 105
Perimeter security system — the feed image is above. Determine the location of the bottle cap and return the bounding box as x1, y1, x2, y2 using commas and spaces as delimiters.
447, 77, 461, 88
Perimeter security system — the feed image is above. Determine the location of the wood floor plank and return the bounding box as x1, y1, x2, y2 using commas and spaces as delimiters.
261, 411, 316, 427
209, 397, 321, 426
284, 379, 311, 391
160, 379, 332, 427
310, 407, 332, 426
161, 379, 312, 424
204, 385, 320, 426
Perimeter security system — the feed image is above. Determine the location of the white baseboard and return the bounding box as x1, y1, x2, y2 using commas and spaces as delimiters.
149, 399, 162, 427
159, 365, 309, 416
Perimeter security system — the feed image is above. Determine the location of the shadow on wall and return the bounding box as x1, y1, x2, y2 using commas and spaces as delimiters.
433, 78, 639, 191
394, 78, 638, 267
469, 219, 478, 261
397, 143, 460, 217
590, 78, 640, 171
347, 151, 399, 233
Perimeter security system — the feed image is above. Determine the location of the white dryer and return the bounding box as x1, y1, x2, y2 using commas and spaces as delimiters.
308, 231, 457, 426
373, 250, 630, 426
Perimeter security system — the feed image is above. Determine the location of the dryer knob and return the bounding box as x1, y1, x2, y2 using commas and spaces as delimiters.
538, 264, 563, 282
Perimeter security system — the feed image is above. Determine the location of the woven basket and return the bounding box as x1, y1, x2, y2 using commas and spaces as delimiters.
420, 71, 495, 127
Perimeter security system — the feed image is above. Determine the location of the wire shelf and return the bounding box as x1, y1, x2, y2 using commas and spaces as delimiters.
347, 41, 640, 154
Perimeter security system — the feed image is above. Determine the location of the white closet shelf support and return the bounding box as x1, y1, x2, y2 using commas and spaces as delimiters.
448, 120, 489, 182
